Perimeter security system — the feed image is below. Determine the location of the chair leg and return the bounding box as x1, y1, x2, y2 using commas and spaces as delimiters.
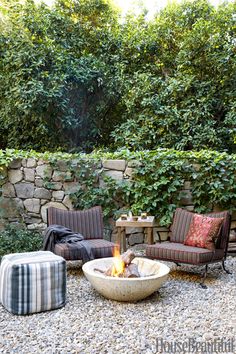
200, 265, 208, 289
222, 260, 232, 274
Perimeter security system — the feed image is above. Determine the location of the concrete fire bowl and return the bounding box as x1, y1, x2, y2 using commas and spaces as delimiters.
82, 257, 170, 302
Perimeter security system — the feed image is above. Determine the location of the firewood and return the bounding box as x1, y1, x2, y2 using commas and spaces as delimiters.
120, 250, 135, 265
124, 263, 140, 278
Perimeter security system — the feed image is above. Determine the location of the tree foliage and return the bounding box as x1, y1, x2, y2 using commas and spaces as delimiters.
112, 0, 236, 152
0, 0, 235, 152
0, 0, 121, 151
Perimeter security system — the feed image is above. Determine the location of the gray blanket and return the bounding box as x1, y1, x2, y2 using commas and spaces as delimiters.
43, 224, 94, 262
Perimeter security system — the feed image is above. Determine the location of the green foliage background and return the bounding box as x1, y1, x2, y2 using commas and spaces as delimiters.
0, 0, 235, 152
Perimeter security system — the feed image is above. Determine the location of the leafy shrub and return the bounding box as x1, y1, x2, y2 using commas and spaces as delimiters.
0, 224, 43, 259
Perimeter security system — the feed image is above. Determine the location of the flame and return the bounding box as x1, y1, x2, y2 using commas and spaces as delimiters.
111, 246, 125, 277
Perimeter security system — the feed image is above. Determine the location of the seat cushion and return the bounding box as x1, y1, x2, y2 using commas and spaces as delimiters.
146, 242, 224, 265
54, 239, 116, 261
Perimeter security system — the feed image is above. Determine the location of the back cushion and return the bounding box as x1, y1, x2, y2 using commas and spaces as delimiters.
47, 206, 104, 239
170, 208, 194, 243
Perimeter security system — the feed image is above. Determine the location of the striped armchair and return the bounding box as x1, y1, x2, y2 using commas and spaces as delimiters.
47, 206, 116, 261
146, 208, 231, 287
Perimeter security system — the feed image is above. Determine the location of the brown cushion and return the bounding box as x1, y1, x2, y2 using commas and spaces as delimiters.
184, 214, 224, 250
170, 208, 194, 243
146, 242, 224, 265
47, 206, 104, 239
54, 239, 116, 260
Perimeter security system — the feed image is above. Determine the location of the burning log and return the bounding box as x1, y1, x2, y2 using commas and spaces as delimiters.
121, 250, 135, 265
124, 263, 140, 278
94, 249, 140, 278
104, 249, 135, 276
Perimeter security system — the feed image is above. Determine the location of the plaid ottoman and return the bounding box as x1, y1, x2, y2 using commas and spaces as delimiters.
0, 251, 66, 315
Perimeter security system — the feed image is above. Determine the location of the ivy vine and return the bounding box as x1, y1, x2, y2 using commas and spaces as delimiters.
0, 148, 235, 226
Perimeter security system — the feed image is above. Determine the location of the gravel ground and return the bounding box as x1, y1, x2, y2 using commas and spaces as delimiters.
0, 247, 236, 354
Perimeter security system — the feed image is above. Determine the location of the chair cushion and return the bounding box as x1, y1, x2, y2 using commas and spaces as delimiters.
170, 208, 193, 243
170, 208, 230, 247
146, 242, 224, 265
184, 214, 224, 250
54, 239, 116, 261
47, 206, 104, 240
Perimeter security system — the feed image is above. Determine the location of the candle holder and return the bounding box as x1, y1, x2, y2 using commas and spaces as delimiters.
121, 214, 128, 220
141, 212, 147, 219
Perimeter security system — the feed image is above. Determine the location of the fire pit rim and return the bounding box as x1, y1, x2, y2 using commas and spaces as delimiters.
82, 257, 170, 281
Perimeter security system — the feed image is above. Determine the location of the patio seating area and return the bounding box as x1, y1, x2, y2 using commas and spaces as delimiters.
0, 249, 235, 353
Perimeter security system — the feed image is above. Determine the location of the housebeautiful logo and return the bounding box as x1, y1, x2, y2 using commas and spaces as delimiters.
156, 337, 235, 353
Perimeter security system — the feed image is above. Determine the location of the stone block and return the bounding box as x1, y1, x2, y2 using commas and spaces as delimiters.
52, 191, 65, 201
27, 158, 37, 168
103, 170, 123, 181
63, 182, 79, 194
63, 195, 73, 210
124, 167, 133, 178
2, 182, 16, 197
184, 181, 191, 190
35, 177, 44, 187
15, 183, 34, 199
56, 160, 68, 172
230, 221, 236, 229
25, 216, 42, 224
128, 233, 144, 246
22, 159, 27, 167
36, 164, 53, 179
41, 199, 48, 205
185, 205, 194, 211
127, 160, 141, 168
8, 169, 23, 184
9, 159, 22, 169
52, 171, 73, 182
34, 188, 51, 200
47, 182, 63, 190
41, 202, 67, 223
27, 223, 46, 230
231, 211, 236, 221
156, 232, 169, 241
180, 190, 193, 205
0, 197, 24, 218
102, 160, 126, 171
125, 227, 143, 234
23, 199, 40, 213
24, 168, 35, 182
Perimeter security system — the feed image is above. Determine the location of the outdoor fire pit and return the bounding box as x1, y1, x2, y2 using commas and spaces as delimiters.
82, 256, 170, 302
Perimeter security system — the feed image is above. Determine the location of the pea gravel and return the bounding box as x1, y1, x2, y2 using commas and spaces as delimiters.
0, 248, 236, 354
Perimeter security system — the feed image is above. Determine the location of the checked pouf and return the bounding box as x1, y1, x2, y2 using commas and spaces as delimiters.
0, 251, 66, 315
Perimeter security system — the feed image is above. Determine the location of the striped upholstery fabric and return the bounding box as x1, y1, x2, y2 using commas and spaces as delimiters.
47, 206, 103, 239
170, 208, 230, 247
170, 208, 194, 243
146, 242, 225, 265
54, 239, 115, 260
0, 251, 66, 315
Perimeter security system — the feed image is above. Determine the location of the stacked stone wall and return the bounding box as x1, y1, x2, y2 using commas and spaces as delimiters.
0, 158, 235, 247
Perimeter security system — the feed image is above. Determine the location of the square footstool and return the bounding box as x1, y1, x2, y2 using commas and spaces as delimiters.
0, 251, 66, 315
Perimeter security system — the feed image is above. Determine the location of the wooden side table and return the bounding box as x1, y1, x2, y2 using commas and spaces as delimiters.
115, 216, 155, 252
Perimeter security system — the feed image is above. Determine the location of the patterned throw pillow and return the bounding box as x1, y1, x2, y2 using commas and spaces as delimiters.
184, 214, 224, 250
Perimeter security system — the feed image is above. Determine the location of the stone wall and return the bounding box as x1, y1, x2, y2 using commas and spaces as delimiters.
0, 157, 235, 247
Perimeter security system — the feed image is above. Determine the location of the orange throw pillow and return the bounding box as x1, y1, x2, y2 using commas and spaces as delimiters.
184, 214, 224, 250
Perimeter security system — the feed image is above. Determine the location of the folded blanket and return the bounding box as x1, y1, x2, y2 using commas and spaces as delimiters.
43, 224, 94, 262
